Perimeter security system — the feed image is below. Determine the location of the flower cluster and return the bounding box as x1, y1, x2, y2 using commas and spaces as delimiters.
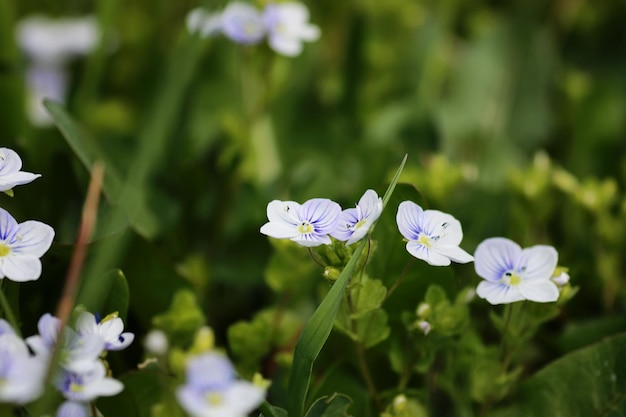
15, 16, 100, 126
261, 188, 565, 306
176, 352, 266, 417
0, 148, 54, 282
187, 1, 320, 57
0, 310, 132, 413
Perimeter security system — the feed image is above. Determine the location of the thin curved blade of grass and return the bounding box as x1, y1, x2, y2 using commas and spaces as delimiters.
287, 154, 408, 417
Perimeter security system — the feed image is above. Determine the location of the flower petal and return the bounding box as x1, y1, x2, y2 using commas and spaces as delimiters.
0, 148, 23, 175
12, 220, 54, 256
476, 281, 525, 305
518, 245, 558, 282
2, 255, 42, 281
396, 201, 423, 241
358, 189, 383, 223
406, 241, 451, 266
291, 233, 331, 247
433, 245, 474, 264
330, 208, 359, 241
266, 200, 301, 225
300, 198, 341, 235
0, 208, 19, 241
423, 211, 464, 246
474, 238, 521, 282
518, 280, 559, 303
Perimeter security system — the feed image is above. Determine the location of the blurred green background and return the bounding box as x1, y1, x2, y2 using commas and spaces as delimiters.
1, 0, 626, 406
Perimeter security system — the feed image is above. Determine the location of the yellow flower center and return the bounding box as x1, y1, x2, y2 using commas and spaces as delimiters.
354, 219, 367, 230
297, 222, 313, 234
504, 272, 522, 286
70, 382, 83, 393
206, 392, 223, 406
0, 243, 10, 257
418, 234, 431, 248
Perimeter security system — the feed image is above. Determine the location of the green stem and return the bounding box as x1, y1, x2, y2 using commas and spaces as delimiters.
385, 258, 415, 301
307, 247, 326, 268
0, 281, 20, 336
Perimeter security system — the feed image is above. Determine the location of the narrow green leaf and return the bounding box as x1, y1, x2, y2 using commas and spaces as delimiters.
304, 394, 352, 417
100, 269, 130, 320
259, 402, 288, 417
287, 155, 408, 417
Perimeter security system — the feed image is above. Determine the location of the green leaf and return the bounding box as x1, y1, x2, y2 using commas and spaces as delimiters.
100, 269, 130, 320
152, 289, 205, 346
287, 155, 407, 417
228, 319, 272, 368
490, 333, 626, 416
259, 403, 288, 417
305, 394, 353, 417
351, 279, 387, 319
355, 308, 391, 348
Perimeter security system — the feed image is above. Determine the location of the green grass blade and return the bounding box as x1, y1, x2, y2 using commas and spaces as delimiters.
287, 154, 408, 416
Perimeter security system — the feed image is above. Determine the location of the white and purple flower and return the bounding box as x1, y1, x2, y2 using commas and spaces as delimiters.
220, 2, 266, 44
474, 237, 559, 305
0, 208, 54, 282
331, 189, 382, 245
0, 148, 41, 193
396, 201, 473, 266
0, 331, 46, 404
54, 361, 123, 402
260, 198, 341, 247
75, 311, 134, 351
176, 352, 265, 417
56, 401, 89, 417
263, 2, 320, 56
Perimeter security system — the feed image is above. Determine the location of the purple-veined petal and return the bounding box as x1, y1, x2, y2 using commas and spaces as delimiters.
358, 189, 382, 222
518, 280, 559, 303
517, 245, 558, 282
291, 233, 331, 247
330, 208, 359, 241
424, 212, 463, 246
11, 220, 54, 256
476, 281, 525, 305
300, 198, 341, 235
0, 209, 19, 241
0, 149, 23, 175
406, 241, 451, 266
396, 201, 423, 241
2, 255, 41, 282
474, 238, 521, 282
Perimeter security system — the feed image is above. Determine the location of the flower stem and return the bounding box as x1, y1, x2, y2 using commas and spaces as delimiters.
307, 247, 325, 268
385, 258, 415, 301
0, 281, 20, 336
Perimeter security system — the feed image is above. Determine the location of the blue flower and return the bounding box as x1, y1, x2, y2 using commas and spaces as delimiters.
331, 189, 382, 245
260, 198, 341, 246
474, 237, 559, 305
0, 208, 54, 282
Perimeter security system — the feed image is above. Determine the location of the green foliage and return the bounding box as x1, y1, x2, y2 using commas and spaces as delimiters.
305, 394, 352, 417
152, 289, 205, 346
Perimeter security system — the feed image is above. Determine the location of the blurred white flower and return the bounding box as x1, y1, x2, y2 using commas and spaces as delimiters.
0, 208, 54, 282
0, 332, 46, 404
76, 311, 134, 351
176, 352, 266, 417
56, 401, 89, 417
144, 329, 169, 355
16, 15, 100, 65
186, 7, 222, 37
15, 15, 100, 126
220, 2, 266, 44
0, 147, 41, 193
331, 189, 382, 245
54, 361, 123, 402
262, 2, 320, 56
552, 271, 570, 286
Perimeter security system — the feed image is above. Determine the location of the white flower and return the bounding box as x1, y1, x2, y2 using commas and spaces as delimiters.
0, 148, 41, 192
417, 320, 431, 335
144, 329, 169, 355
56, 401, 89, 417
16, 15, 100, 65
186, 8, 222, 37
221, 2, 266, 44
54, 361, 123, 402
26, 313, 104, 373
260, 198, 341, 247
76, 311, 134, 351
396, 201, 473, 266
474, 237, 559, 305
24, 65, 69, 127
0, 208, 54, 282
0, 332, 46, 404
331, 189, 382, 245
176, 352, 266, 417
552, 271, 570, 286
262, 2, 320, 56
